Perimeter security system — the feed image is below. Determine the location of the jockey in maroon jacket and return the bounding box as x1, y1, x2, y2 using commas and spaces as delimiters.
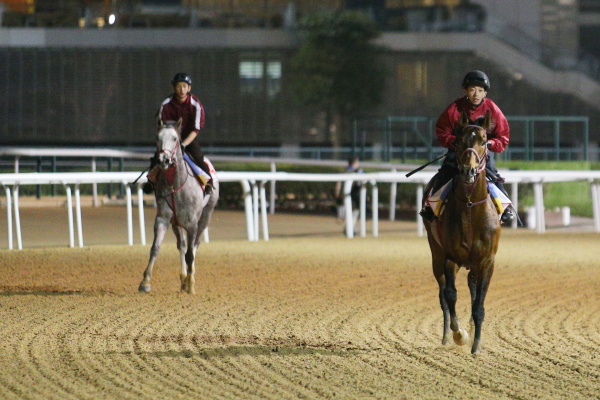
144, 72, 213, 194
420, 70, 515, 223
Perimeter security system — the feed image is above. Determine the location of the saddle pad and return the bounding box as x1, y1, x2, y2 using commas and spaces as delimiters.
425, 179, 512, 219
487, 182, 512, 217
425, 180, 453, 217
204, 158, 218, 182
183, 154, 216, 185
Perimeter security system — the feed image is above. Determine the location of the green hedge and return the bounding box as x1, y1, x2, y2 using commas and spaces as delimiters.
498, 161, 599, 218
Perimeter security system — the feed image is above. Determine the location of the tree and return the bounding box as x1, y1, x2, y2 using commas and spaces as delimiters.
290, 10, 385, 145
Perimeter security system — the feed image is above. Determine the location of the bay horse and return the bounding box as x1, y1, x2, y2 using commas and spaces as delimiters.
139, 118, 219, 294
423, 110, 501, 354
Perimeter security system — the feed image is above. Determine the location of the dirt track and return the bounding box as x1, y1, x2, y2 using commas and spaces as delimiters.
1, 209, 599, 399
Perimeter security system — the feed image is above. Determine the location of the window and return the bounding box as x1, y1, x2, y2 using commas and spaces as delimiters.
239, 61, 264, 95
239, 59, 281, 99
396, 61, 428, 99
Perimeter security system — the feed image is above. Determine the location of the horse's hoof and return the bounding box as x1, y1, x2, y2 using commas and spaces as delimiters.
453, 328, 469, 346
138, 284, 151, 293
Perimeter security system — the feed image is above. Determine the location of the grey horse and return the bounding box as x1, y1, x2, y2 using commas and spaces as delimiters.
139, 119, 219, 294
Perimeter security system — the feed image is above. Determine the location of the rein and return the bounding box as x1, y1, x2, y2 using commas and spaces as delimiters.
157, 136, 192, 227
454, 144, 490, 252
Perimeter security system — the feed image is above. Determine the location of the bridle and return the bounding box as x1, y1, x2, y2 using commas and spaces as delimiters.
457, 126, 488, 177
158, 130, 181, 167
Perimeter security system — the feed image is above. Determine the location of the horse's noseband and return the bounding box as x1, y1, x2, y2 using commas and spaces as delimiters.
459, 147, 487, 176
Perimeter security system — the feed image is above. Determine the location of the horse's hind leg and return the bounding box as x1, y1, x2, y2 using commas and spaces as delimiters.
470, 261, 495, 354
139, 216, 169, 293
443, 260, 469, 346
468, 270, 477, 334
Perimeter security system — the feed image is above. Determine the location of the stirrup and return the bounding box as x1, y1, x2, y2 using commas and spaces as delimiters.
204, 180, 213, 194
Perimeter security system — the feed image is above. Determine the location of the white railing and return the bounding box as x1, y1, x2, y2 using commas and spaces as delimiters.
0, 147, 423, 217
1, 170, 599, 250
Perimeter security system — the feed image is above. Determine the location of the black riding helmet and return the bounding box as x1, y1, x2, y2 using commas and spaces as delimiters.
462, 70, 490, 91
171, 72, 192, 86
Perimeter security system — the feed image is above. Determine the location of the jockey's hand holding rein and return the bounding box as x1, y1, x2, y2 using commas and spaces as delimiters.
182, 130, 198, 150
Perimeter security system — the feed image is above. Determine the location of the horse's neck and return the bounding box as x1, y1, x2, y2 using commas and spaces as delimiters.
173, 153, 189, 183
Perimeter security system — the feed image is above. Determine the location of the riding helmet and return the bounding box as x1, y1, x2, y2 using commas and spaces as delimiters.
171, 72, 192, 86
462, 70, 490, 90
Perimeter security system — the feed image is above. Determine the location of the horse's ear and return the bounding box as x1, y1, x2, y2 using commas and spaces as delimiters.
176, 118, 183, 132
458, 110, 470, 127
156, 114, 164, 128
482, 111, 492, 131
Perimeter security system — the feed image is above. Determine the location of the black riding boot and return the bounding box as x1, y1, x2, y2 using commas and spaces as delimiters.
142, 155, 159, 194
494, 179, 516, 223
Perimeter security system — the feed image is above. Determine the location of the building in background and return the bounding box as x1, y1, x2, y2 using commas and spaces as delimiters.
0, 0, 599, 159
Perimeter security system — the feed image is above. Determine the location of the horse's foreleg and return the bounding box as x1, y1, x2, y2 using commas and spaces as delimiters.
185, 226, 206, 295
471, 261, 495, 354
433, 256, 451, 345
438, 282, 451, 345
184, 208, 214, 295
444, 260, 469, 346
184, 241, 197, 295
139, 217, 169, 293
173, 226, 188, 293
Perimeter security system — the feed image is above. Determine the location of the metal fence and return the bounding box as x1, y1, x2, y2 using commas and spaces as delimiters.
352, 115, 593, 162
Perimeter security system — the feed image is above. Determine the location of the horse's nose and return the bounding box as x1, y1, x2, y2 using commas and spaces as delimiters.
158, 154, 171, 168
461, 165, 476, 176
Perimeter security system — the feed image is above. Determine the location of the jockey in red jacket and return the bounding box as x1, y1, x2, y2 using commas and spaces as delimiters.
421, 70, 515, 223
144, 72, 213, 194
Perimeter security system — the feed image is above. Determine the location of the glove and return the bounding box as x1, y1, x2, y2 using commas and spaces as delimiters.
181, 143, 186, 152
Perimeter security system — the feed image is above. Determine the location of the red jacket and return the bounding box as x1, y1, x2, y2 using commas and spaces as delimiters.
158, 93, 205, 141
435, 97, 510, 153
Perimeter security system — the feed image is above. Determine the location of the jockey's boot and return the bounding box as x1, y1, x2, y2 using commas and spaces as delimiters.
204, 178, 214, 194
419, 206, 436, 222
142, 182, 154, 194
501, 205, 516, 223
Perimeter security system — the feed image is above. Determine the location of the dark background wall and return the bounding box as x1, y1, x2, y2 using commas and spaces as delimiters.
0, 35, 597, 150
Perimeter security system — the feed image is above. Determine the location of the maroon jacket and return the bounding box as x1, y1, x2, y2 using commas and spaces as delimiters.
158, 93, 205, 141
435, 97, 510, 153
